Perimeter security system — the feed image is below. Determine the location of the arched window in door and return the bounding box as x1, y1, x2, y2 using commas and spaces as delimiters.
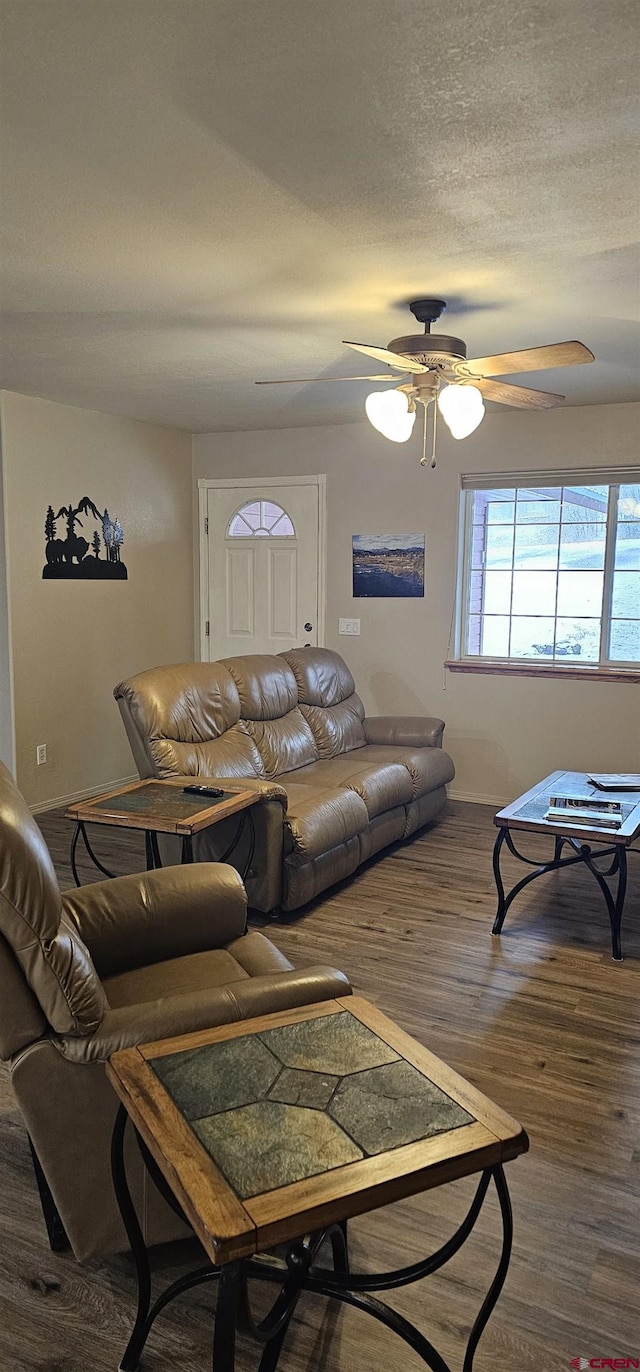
227, 500, 295, 538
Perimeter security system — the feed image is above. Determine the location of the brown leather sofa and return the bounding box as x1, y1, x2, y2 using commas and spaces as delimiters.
0, 761, 350, 1260
115, 647, 455, 914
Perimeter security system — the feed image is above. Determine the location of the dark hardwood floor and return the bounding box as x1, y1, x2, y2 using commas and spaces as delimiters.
1, 800, 639, 1371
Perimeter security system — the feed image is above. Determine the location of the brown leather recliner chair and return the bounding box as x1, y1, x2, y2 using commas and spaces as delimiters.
0, 762, 350, 1260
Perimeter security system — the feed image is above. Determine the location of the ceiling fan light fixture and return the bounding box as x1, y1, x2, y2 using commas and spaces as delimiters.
365, 388, 416, 443
437, 383, 485, 439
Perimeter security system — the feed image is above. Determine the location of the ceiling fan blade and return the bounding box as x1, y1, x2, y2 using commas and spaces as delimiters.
459, 340, 595, 378
255, 374, 403, 385
472, 377, 565, 409
343, 341, 430, 373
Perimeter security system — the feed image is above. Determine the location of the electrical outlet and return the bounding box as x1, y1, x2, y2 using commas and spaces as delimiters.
36, 744, 47, 766
338, 618, 361, 635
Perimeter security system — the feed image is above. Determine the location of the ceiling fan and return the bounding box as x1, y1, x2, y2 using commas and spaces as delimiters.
257, 299, 595, 466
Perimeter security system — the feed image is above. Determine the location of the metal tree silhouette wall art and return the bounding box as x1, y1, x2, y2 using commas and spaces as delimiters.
42, 495, 127, 579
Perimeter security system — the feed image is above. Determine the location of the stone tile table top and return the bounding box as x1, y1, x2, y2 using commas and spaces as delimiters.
107, 997, 528, 1265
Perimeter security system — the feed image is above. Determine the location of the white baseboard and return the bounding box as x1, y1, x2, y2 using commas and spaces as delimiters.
30, 774, 138, 815
448, 787, 509, 808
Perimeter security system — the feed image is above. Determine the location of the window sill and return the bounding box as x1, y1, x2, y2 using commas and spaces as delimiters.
444, 660, 640, 684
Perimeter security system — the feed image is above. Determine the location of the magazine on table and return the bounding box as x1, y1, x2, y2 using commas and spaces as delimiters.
545, 794, 623, 828
588, 774, 640, 791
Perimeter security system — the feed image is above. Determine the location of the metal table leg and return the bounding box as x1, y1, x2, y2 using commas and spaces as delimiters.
112, 1102, 516, 1372
69, 820, 117, 886
491, 823, 629, 960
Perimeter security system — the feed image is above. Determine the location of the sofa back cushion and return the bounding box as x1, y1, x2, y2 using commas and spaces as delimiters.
114, 662, 265, 778
221, 655, 318, 778
0, 763, 106, 1038
220, 655, 298, 720
281, 648, 366, 758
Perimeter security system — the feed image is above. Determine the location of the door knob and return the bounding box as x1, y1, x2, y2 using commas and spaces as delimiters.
304, 622, 313, 632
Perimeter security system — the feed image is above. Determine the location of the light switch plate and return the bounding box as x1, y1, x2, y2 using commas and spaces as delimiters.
339, 618, 361, 635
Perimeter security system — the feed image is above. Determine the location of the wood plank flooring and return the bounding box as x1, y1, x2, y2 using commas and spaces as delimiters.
1, 800, 638, 1371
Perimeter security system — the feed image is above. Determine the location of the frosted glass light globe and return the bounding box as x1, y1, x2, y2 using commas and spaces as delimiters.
437, 383, 485, 439
365, 389, 416, 443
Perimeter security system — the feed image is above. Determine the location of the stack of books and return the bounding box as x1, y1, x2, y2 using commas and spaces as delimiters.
588, 774, 640, 791
544, 795, 623, 829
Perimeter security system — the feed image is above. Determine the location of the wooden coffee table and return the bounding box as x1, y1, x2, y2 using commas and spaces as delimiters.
492, 770, 640, 960
107, 996, 528, 1371
65, 779, 258, 886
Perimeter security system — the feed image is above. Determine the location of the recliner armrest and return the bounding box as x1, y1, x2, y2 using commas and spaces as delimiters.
55, 969, 353, 1062
62, 863, 247, 979
363, 716, 446, 748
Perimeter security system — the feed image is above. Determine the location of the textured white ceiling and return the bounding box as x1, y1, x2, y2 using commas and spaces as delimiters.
1, 0, 638, 431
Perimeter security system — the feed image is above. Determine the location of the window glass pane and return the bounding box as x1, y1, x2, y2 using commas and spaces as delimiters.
554, 619, 600, 661
511, 618, 556, 658
614, 522, 640, 570
480, 616, 510, 656
270, 512, 295, 536
609, 620, 640, 661
512, 570, 557, 616
469, 524, 487, 570
228, 514, 254, 536
261, 501, 283, 528
560, 486, 608, 522
469, 571, 483, 615
471, 491, 489, 523
227, 500, 295, 539
513, 524, 559, 569
556, 571, 604, 617
485, 498, 515, 524
559, 523, 605, 569
472, 490, 514, 523
515, 495, 561, 523
618, 484, 640, 520
485, 525, 514, 568
466, 614, 482, 654
611, 572, 640, 619
482, 571, 512, 614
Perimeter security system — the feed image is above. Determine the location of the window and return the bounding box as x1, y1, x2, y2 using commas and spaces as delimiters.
227, 500, 295, 538
454, 471, 640, 672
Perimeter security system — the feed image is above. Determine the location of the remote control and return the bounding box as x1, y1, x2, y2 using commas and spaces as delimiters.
182, 784, 225, 798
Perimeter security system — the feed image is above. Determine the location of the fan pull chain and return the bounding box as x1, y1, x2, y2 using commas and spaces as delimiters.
420, 404, 428, 467
431, 395, 438, 468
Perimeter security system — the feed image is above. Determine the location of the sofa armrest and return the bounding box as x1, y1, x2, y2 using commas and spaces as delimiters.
363, 716, 446, 748
165, 776, 289, 807
61, 863, 247, 979
56, 969, 353, 1062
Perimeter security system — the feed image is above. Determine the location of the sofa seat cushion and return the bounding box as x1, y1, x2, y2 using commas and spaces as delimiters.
282, 759, 413, 818
341, 762, 414, 818
104, 947, 251, 1009
282, 785, 369, 865
353, 743, 455, 799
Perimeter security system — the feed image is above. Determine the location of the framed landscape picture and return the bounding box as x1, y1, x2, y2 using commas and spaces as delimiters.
353, 534, 425, 598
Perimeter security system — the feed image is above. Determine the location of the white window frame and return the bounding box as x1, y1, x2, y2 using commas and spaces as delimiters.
452, 466, 640, 676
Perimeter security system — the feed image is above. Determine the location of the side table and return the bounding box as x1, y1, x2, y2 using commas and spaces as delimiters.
65, 779, 258, 887
107, 995, 528, 1371
491, 770, 640, 960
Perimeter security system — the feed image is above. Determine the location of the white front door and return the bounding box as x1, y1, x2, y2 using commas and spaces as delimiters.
200, 478, 325, 659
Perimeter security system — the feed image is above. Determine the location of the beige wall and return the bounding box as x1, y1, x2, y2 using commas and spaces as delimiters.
194, 401, 640, 804
0, 391, 193, 808
0, 432, 15, 774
